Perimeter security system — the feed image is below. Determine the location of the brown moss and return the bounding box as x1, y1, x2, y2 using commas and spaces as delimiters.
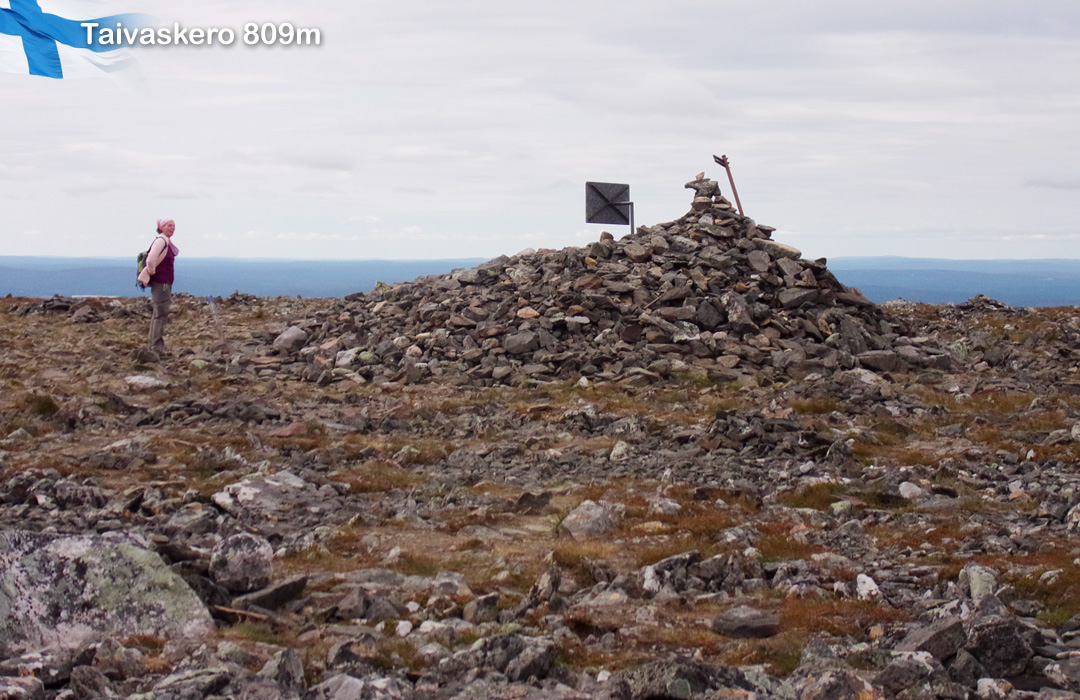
777, 483, 844, 511
789, 397, 844, 415
756, 521, 823, 562
779, 598, 910, 637
333, 459, 427, 493
219, 622, 297, 646
719, 633, 806, 677
553, 540, 624, 581
17, 392, 60, 417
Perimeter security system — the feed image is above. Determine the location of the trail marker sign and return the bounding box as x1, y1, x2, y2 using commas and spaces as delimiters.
585, 181, 634, 234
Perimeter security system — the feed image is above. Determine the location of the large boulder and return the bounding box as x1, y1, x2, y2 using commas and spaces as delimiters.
558, 500, 624, 540
272, 326, 308, 353
0, 530, 213, 656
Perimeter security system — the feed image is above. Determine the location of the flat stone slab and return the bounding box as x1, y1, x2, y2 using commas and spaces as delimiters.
711, 605, 780, 638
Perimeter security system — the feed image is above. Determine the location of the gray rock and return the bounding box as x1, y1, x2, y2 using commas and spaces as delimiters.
857, 350, 904, 373
0, 530, 213, 656
614, 659, 756, 700
148, 668, 233, 697
719, 292, 758, 334
711, 605, 780, 638
895, 616, 965, 660
965, 617, 1033, 678
559, 500, 623, 539
92, 637, 145, 680
464, 593, 500, 624
755, 239, 802, 260
505, 638, 556, 682
947, 649, 985, 688
898, 481, 925, 500
778, 288, 818, 309
504, 331, 539, 355
364, 596, 401, 622
873, 651, 941, 696
68, 666, 112, 700
258, 648, 306, 695
791, 668, 880, 700
964, 563, 998, 604
1043, 658, 1080, 693
746, 250, 771, 272
234, 574, 308, 611
211, 471, 328, 520
0, 676, 45, 700
273, 326, 309, 353
623, 243, 651, 262
210, 532, 274, 593
299, 673, 414, 700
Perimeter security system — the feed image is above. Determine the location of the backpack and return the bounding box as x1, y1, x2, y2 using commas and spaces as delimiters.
136, 236, 166, 289
136, 251, 147, 288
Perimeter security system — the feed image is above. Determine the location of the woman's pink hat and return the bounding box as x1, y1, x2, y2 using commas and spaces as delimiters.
157, 218, 173, 231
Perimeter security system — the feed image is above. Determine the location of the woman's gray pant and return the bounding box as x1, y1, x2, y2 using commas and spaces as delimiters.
149, 282, 172, 352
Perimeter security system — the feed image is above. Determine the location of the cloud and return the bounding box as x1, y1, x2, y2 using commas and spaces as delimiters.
2, 0, 1079, 260
1025, 179, 1080, 191
282, 153, 354, 172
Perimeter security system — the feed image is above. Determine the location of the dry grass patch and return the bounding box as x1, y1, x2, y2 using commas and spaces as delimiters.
553, 539, 625, 580
656, 506, 740, 538
866, 519, 983, 553
219, 621, 297, 647
756, 521, 824, 562
333, 459, 428, 493
563, 479, 646, 506
850, 441, 945, 470
777, 482, 845, 511
789, 396, 844, 416
909, 386, 1042, 419
699, 393, 742, 415
555, 638, 644, 674
976, 548, 1080, 626
974, 314, 1064, 344
15, 392, 60, 417
720, 633, 807, 677
467, 481, 532, 500
780, 598, 910, 638
436, 506, 503, 534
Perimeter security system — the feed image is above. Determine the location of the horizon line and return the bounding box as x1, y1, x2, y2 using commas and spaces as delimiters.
3, 254, 1080, 263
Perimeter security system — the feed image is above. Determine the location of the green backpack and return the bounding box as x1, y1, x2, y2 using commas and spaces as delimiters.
136, 249, 149, 288
136, 236, 165, 289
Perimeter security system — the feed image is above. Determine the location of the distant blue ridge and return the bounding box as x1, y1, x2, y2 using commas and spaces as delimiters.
3, 256, 1080, 307
0, 257, 487, 299
827, 258, 1080, 307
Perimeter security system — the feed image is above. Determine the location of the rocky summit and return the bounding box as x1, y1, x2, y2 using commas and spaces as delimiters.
275, 173, 951, 389
4, 174, 1080, 700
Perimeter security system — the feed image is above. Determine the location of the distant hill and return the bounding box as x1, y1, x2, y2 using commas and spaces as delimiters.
0, 257, 487, 299
828, 257, 1080, 307
3, 255, 1079, 307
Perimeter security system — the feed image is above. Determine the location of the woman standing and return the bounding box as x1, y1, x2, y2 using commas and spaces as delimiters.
137, 218, 178, 357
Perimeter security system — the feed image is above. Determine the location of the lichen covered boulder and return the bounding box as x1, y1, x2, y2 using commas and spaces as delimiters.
0, 530, 213, 656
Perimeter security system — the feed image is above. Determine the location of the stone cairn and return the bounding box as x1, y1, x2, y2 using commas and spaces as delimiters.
279, 173, 952, 385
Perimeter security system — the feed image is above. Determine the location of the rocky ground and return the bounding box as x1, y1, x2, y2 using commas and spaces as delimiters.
5, 178, 1080, 699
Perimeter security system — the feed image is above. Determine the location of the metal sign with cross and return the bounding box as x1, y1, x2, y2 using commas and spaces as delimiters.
0, 0, 131, 78
585, 181, 634, 236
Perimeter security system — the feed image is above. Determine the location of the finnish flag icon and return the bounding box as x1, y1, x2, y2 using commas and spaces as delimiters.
0, 0, 145, 79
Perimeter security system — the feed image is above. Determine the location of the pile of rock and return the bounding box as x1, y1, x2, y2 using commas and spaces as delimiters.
266, 174, 952, 387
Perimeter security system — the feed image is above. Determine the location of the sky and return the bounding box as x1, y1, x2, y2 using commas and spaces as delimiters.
1, 0, 1078, 261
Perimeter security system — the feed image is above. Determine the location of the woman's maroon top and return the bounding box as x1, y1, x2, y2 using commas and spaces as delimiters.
150, 238, 175, 285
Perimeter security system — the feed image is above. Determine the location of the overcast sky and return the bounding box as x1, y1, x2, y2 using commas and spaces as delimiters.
2, 0, 1078, 261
